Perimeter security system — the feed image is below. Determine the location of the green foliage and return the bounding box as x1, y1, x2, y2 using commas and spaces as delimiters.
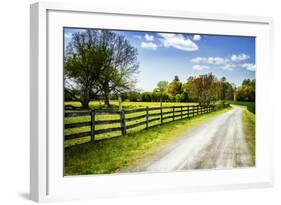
175, 94, 181, 102
180, 92, 189, 102
64, 29, 139, 108
141, 92, 152, 102
167, 76, 182, 96
217, 77, 235, 101
174, 75, 180, 81
187, 73, 218, 105
156, 81, 168, 92
236, 79, 255, 101
126, 91, 141, 102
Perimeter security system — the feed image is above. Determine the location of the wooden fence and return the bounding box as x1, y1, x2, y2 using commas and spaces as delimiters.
64, 104, 227, 142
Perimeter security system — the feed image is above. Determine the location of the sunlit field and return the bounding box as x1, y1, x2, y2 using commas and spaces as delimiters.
64, 101, 199, 147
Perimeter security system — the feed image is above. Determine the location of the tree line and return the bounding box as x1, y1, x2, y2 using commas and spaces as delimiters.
113, 75, 255, 105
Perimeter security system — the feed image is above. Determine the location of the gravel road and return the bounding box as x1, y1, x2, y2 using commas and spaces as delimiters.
130, 106, 253, 172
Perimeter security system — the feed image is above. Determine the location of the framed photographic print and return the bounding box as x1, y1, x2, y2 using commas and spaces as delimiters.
30, 2, 274, 202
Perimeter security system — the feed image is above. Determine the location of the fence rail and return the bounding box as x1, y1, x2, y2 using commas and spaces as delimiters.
64, 104, 228, 142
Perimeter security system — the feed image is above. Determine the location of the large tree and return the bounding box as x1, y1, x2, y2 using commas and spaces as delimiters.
216, 77, 235, 102
236, 79, 255, 101
167, 76, 182, 96
188, 73, 217, 105
156, 81, 168, 92
64, 29, 139, 108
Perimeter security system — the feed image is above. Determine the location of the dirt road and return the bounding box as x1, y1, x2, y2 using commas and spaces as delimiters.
130, 106, 253, 172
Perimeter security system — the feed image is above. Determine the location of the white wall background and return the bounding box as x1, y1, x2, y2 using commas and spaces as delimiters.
0, 0, 280, 204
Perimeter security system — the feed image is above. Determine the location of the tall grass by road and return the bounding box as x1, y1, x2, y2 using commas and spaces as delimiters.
228, 101, 255, 164
242, 109, 255, 165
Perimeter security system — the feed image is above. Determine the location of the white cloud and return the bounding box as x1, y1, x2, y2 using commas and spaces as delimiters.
231, 53, 250, 62
193, 34, 201, 41
140, 42, 158, 50
144, 34, 154, 41
192, 65, 209, 70
191, 53, 253, 72
207, 57, 229, 65
64, 32, 72, 40
191, 57, 228, 65
191, 57, 206, 63
158, 33, 198, 51
241, 63, 256, 71
220, 64, 237, 71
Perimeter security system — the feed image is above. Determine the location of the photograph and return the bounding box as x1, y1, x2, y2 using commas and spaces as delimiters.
63, 28, 256, 176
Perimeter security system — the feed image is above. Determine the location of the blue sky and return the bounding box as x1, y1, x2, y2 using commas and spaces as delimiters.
64, 28, 255, 91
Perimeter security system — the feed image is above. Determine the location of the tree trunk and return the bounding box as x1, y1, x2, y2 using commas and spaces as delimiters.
104, 91, 111, 107
80, 90, 90, 109
81, 98, 89, 109
103, 83, 111, 107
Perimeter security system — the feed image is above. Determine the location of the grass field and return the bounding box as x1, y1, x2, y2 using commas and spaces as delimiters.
64, 107, 232, 175
242, 109, 256, 165
228, 101, 255, 113
65, 100, 198, 110
64, 101, 199, 147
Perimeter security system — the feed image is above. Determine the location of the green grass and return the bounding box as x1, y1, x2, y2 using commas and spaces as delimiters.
64, 101, 199, 147
65, 100, 198, 110
228, 101, 255, 113
64, 107, 232, 176
242, 109, 256, 165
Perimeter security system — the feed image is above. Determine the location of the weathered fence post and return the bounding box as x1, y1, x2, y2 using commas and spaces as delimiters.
173, 106, 175, 121
145, 106, 149, 129
180, 106, 183, 119
90, 109, 95, 142
192, 105, 195, 117
160, 105, 163, 124
187, 106, 189, 118
120, 110, 126, 135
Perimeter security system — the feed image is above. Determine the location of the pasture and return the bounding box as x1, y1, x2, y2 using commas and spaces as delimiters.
64, 101, 199, 147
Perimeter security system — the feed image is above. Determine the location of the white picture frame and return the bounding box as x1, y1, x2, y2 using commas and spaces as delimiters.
30, 1, 274, 202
